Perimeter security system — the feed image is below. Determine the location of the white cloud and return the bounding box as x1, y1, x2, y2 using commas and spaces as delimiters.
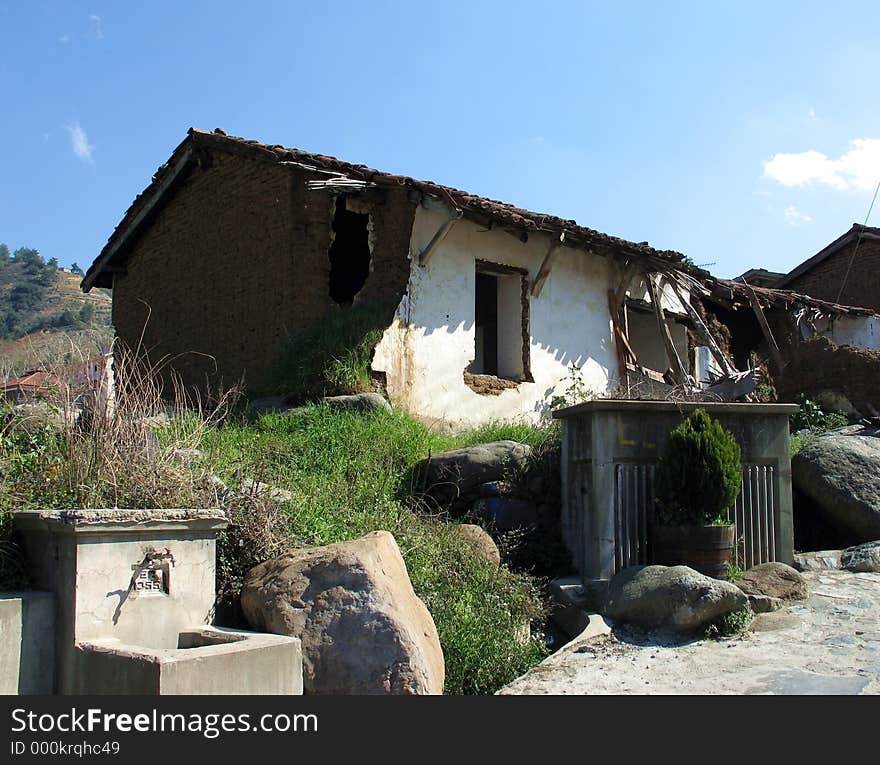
88, 14, 103, 40
784, 204, 812, 226
764, 138, 880, 191
65, 122, 94, 163
807, 107, 817, 120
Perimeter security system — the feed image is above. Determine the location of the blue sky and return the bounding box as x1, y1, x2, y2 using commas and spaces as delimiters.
1, 1, 878, 279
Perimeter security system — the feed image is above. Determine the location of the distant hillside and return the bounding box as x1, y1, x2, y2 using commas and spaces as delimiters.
0, 244, 112, 374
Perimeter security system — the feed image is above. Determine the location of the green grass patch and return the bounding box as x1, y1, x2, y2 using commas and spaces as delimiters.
266, 300, 394, 400
705, 604, 754, 639
202, 404, 553, 695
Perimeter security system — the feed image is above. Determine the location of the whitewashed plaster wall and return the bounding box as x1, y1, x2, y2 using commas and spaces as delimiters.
372, 204, 620, 429
625, 309, 689, 373
816, 314, 880, 351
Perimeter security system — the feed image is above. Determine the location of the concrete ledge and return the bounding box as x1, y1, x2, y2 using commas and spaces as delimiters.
554, 399, 799, 419
0, 592, 55, 695
14, 508, 227, 534
74, 627, 303, 695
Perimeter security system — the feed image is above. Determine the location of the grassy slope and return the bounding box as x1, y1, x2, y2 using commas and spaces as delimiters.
202, 405, 554, 695
0, 269, 112, 372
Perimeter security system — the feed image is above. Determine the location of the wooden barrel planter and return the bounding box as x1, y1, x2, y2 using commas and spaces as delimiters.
650, 524, 736, 579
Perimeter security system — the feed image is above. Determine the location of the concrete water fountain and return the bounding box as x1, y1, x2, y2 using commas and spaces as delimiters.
14, 508, 302, 695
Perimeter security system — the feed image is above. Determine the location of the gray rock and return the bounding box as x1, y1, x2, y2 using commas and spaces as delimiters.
171, 447, 204, 463
235, 477, 293, 503
241, 531, 444, 695
416, 441, 532, 501
321, 393, 391, 413
840, 541, 880, 573
747, 594, 785, 613
548, 577, 610, 614
816, 390, 858, 418
791, 428, 880, 542
453, 523, 500, 566
549, 578, 593, 639
604, 565, 748, 633
793, 549, 843, 572
735, 562, 808, 601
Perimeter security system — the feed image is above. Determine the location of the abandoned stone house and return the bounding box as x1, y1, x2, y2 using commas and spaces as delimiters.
83, 128, 718, 427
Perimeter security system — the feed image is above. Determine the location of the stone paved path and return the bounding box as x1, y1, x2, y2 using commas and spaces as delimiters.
499, 570, 880, 695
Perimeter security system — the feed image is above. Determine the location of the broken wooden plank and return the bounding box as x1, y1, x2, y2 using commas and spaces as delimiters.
626, 361, 666, 382
531, 232, 565, 297
607, 289, 628, 380
306, 178, 378, 192
743, 280, 784, 374
663, 273, 738, 377
618, 323, 639, 364
644, 273, 690, 387
613, 259, 639, 309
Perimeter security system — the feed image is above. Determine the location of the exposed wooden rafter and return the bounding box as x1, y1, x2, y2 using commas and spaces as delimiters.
531, 232, 566, 297
417, 209, 463, 267
645, 272, 691, 387
663, 272, 738, 377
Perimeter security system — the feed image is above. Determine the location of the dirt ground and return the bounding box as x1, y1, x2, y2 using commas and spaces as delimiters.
499, 570, 880, 695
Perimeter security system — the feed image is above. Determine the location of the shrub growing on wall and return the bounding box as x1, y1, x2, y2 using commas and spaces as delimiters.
654, 408, 742, 527
269, 300, 395, 400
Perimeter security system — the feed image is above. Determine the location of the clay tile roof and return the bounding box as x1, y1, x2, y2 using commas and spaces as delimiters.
707, 276, 880, 318
3, 369, 62, 391
82, 127, 688, 291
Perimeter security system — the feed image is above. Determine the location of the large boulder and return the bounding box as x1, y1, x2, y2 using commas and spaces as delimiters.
792, 428, 880, 543
734, 562, 808, 601
793, 549, 843, 572
453, 523, 500, 566
840, 541, 880, 573
604, 565, 748, 633
240, 531, 444, 695
416, 441, 532, 503
321, 393, 391, 413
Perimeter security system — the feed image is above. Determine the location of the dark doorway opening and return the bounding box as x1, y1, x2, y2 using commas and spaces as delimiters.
473, 271, 499, 375
328, 196, 371, 305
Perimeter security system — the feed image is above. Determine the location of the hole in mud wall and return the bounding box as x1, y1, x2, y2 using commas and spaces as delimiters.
328, 195, 372, 305
706, 304, 763, 370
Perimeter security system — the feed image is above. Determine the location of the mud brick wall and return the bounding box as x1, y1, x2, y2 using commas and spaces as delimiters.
785, 239, 880, 312
768, 311, 880, 413
112, 149, 416, 393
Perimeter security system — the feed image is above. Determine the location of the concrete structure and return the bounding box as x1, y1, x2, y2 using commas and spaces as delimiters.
0, 592, 55, 694
554, 400, 798, 584
81, 128, 693, 430
74, 627, 302, 695
14, 508, 303, 695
